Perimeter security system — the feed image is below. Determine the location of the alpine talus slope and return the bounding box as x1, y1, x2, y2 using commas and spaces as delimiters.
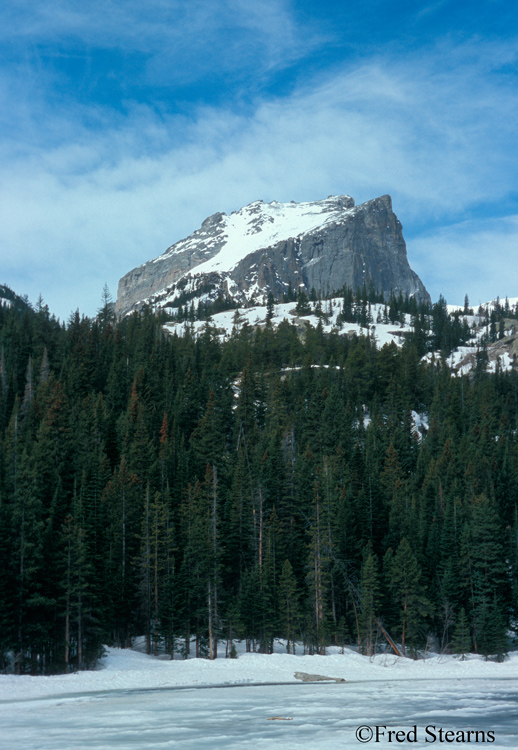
115, 194, 430, 315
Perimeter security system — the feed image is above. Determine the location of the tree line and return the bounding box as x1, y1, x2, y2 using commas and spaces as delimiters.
0, 289, 517, 673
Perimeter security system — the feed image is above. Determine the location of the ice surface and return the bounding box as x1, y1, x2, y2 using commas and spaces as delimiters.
1, 646, 518, 749
1, 674, 517, 749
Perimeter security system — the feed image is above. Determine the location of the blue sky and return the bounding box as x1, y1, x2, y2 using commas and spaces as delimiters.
1, 0, 518, 320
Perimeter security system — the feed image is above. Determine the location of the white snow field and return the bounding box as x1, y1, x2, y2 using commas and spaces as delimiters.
164, 296, 518, 378
163, 300, 417, 350
1, 645, 518, 749
158, 196, 356, 276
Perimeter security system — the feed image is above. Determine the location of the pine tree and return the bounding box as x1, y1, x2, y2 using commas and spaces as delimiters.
359, 546, 381, 656
477, 595, 508, 661
97, 284, 115, 331
386, 538, 431, 655
381, 444, 409, 547
306, 479, 329, 655
278, 559, 299, 654
137, 485, 175, 656
266, 292, 275, 323
60, 486, 100, 672
180, 466, 221, 658
10, 448, 48, 673
103, 456, 140, 647
239, 565, 263, 652
451, 607, 471, 659
190, 391, 227, 481
295, 290, 311, 316
459, 494, 509, 650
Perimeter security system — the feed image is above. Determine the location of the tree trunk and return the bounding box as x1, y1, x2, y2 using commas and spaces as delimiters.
208, 581, 214, 660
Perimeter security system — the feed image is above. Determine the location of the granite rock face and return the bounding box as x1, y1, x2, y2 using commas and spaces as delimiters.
115, 194, 430, 315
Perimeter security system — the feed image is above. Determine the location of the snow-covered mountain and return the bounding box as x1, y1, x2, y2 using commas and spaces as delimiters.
115, 194, 430, 316
445, 297, 518, 375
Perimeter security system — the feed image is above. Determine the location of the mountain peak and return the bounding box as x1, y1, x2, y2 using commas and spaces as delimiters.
115, 194, 429, 316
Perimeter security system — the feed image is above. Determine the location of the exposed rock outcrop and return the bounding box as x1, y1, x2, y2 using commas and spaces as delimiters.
116, 194, 430, 316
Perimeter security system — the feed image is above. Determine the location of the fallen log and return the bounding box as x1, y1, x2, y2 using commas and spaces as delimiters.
294, 671, 346, 683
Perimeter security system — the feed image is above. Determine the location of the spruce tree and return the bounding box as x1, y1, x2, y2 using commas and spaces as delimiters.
295, 290, 311, 316
306, 479, 329, 655
386, 538, 431, 655
279, 559, 300, 653
359, 546, 381, 656
451, 607, 471, 659
477, 595, 508, 661
266, 292, 275, 323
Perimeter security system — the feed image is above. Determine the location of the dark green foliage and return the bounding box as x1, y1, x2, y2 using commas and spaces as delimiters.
477, 595, 508, 661
295, 290, 311, 316
0, 289, 515, 672
385, 538, 431, 655
266, 292, 275, 323
359, 546, 381, 655
451, 607, 471, 658
279, 559, 300, 654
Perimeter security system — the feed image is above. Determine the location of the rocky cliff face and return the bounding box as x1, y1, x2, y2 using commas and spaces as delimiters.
115, 194, 430, 316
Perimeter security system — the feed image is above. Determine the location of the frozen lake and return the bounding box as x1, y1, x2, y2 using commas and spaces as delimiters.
2, 678, 518, 750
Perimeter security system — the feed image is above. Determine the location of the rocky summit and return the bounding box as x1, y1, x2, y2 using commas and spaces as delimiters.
115, 194, 430, 316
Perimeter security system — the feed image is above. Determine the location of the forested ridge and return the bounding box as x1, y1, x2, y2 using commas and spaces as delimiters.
1, 290, 517, 674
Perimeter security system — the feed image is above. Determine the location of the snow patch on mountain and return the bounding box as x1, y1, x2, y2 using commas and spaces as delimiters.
116, 193, 430, 316
165, 294, 518, 378
164, 197, 356, 279
164, 299, 414, 350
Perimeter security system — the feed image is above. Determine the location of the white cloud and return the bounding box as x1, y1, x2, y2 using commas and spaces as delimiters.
1, 38, 518, 318
410, 216, 518, 307
1, 0, 316, 89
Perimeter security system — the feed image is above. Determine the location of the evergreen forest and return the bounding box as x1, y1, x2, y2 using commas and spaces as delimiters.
1, 288, 517, 674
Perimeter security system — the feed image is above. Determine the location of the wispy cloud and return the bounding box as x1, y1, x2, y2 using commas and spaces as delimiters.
411, 216, 518, 306
1, 0, 317, 91
416, 0, 452, 20
1, 29, 517, 317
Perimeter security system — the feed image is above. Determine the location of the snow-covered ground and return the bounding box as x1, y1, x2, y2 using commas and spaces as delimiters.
1, 644, 518, 749
165, 295, 518, 378
164, 300, 415, 351
1, 642, 517, 701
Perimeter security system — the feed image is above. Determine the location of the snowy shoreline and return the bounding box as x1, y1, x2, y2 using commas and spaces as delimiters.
1, 644, 517, 703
